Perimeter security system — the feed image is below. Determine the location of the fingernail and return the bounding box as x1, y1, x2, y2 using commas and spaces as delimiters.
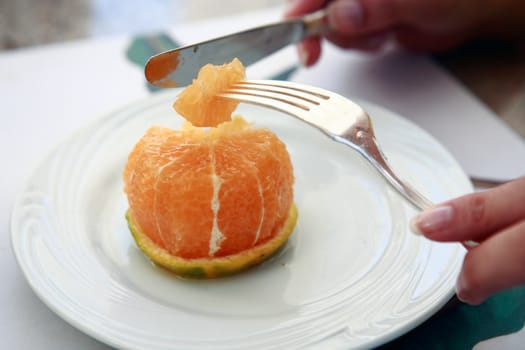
327, 0, 365, 33
455, 272, 469, 303
297, 43, 309, 66
409, 216, 424, 235
410, 205, 454, 237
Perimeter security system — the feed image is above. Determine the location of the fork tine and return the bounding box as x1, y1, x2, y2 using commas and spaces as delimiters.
218, 80, 338, 129
236, 80, 330, 102
219, 80, 360, 135
221, 89, 310, 112
241, 80, 368, 120
222, 81, 324, 111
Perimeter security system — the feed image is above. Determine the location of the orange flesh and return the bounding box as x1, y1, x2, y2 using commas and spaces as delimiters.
145, 51, 180, 87
173, 58, 245, 127
123, 118, 294, 259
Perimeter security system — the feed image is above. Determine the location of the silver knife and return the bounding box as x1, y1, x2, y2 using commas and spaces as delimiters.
145, 10, 327, 88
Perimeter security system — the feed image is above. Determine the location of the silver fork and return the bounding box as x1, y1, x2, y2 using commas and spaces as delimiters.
219, 79, 433, 211
220, 80, 480, 248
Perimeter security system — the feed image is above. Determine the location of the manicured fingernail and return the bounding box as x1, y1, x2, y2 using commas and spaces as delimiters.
297, 43, 309, 66
409, 216, 424, 235
327, 0, 365, 33
410, 205, 454, 236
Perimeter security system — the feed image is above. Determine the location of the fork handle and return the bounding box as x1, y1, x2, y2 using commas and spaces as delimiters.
374, 160, 434, 210
378, 154, 479, 248
336, 133, 433, 211
341, 133, 479, 247
360, 141, 433, 211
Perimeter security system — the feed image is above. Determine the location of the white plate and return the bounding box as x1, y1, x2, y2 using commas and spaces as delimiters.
11, 91, 471, 350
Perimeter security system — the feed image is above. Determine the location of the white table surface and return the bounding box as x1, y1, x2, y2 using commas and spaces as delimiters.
2, 6, 524, 350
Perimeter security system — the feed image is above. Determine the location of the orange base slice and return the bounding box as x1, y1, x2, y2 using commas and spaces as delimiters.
126, 204, 298, 279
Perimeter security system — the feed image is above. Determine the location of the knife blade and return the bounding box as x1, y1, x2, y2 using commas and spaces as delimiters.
145, 10, 327, 88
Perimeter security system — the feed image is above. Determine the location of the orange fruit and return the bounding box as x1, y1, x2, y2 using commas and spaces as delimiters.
123, 59, 296, 278
124, 118, 296, 278
173, 58, 245, 127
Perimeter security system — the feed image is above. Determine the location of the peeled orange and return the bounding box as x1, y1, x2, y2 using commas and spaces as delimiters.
123, 59, 296, 278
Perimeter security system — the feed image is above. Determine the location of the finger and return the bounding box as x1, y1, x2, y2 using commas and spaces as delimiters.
284, 0, 328, 18
326, 0, 475, 36
325, 31, 391, 50
456, 219, 525, 305
395, 26, 470, 52
297, 37, 322, 66
326, 0, 412, 35
411, 176, 525, 243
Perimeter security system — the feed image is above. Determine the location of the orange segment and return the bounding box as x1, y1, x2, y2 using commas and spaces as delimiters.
212, 122, 293, 245
213, 143, 263, 257
123, 126, 177, 248
173, 58, 245, 127
154, 146, 214, 258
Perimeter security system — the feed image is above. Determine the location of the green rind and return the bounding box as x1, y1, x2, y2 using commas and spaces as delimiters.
126, 204, 298, 279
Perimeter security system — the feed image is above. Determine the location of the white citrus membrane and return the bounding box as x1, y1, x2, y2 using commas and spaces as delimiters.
209, 166, 225, 256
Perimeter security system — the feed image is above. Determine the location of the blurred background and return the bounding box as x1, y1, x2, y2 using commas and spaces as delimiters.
0, 0, 284, 50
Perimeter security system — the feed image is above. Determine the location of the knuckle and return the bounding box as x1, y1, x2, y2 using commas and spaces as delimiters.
468, 194, 486, 225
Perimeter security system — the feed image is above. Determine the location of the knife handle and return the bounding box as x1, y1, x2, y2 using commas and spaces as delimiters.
302, 9, 330, 37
